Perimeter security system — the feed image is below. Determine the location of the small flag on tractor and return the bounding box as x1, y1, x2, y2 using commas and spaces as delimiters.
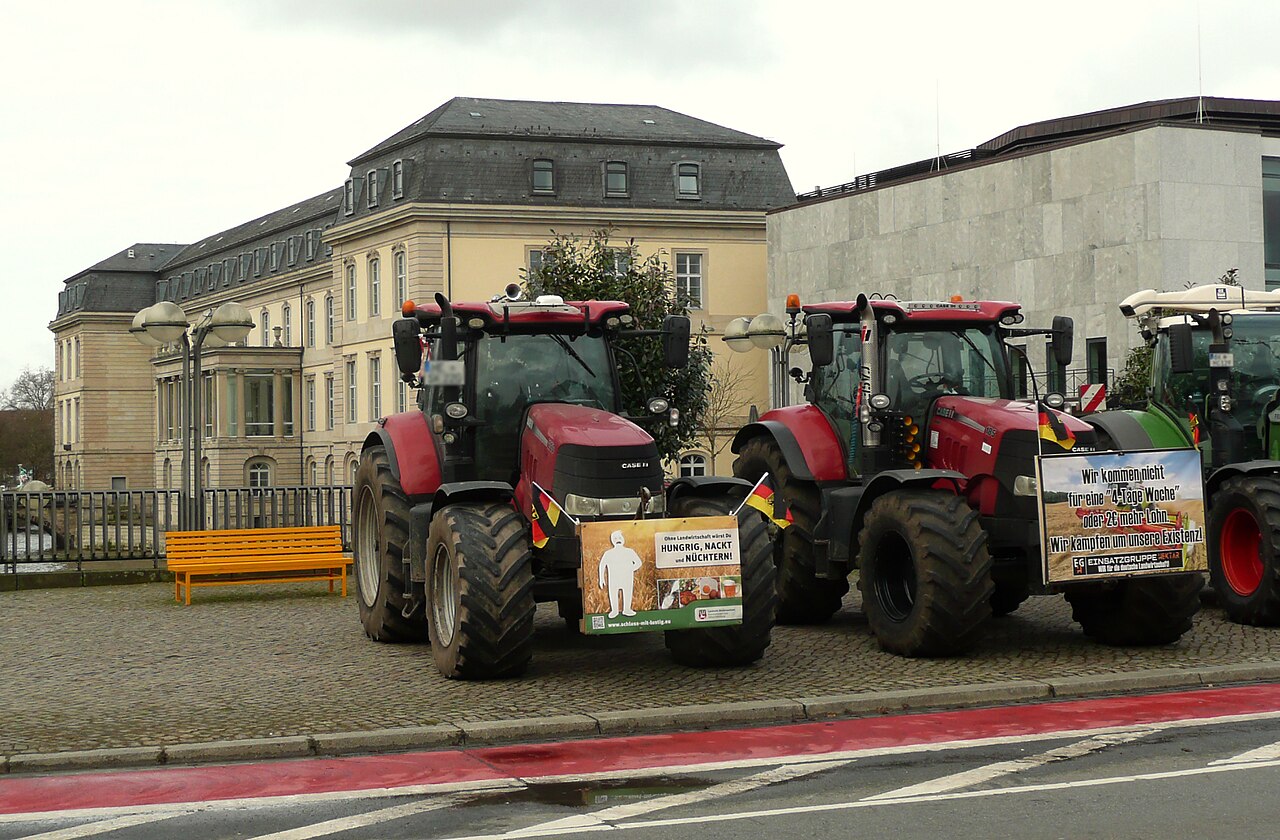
733, 473, 793, 528
1037, 402, 1076, 450
530, 482, 577, 548
1189, 412, 1201, 449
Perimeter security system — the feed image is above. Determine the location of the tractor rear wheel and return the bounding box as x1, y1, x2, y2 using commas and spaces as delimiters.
732, 435, 848, 624
1208, 475, 1280, 626
352, 445, 426, 642
664, 495, 777, 667
1065, 573, 1203, 645
426, 501, 536, 679
856, 490, 994, 656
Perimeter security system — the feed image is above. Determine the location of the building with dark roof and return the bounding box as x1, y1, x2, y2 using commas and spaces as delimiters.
48, 97, 794, 490
771, 96, 1280, 400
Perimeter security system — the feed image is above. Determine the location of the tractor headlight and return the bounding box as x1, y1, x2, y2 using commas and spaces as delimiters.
564, 493, 665, 517
870, 393, 891, 410
444, 402, 469, 420
1045, 392, 1066, 409
563, 494, 601, 517
1013, 475, 1038, 497
648, 397, 670, 414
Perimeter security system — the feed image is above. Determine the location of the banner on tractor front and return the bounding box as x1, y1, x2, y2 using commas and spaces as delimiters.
1036, 448, 1207, 583
579, 516, 743, 635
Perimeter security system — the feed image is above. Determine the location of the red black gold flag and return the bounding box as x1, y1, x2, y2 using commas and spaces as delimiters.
1037, 403, 1076, 450
740, 473, 793, 529
530, 482, 574, 549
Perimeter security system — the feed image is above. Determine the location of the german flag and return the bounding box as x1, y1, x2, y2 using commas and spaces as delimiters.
530, 482, 575, 548
740, 473, 793, 529
1189, 412, 1201, 449
1037, 403, 1076, 450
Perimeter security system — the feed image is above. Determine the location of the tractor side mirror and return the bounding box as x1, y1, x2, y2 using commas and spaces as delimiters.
806, 314, 834, 367
1168, 323, 1194, 374
1051, 316, 1074, 369
662, 315, 691, 368
392, 318, 422, 379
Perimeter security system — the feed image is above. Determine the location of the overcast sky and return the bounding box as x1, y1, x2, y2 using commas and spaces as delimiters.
2, 0, 1277, 395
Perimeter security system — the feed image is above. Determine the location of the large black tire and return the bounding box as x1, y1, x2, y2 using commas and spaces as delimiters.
1208, 475, 1280, 625
352, 446, 426, 642
732, 435, 848, 624
856, 490, 994, 657
664, 496, 778, 667
426, 502, 536, 679
1065, 573, 1203, 645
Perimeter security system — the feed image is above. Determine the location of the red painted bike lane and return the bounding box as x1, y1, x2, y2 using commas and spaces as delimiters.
6, 682, 1280, 816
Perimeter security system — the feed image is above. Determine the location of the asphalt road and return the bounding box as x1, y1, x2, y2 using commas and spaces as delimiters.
6, 688, 1280, 840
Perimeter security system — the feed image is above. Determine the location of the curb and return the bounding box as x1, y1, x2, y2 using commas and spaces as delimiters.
7, 662, 1280, 776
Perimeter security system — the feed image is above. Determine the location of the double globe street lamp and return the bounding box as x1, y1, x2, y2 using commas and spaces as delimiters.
131, 301, 254, 529
723, 296, 812, 409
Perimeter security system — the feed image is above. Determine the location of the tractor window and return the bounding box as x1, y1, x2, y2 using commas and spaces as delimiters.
884, 327, 1009, 417
472, 334, 616, 481
813, 325, 862, 458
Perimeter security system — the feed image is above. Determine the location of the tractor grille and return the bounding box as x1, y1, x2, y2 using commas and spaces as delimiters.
553, 442, 663, 502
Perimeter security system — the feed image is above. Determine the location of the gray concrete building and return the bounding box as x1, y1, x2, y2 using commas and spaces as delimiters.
768, 97, 1280, 397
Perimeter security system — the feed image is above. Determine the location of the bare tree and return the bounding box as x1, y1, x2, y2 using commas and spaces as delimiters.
699, 356, 758, 471
3, 366, 55, 411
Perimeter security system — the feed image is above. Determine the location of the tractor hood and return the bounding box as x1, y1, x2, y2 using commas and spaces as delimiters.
932, 396, 1094, 440
525, 403, 655, 450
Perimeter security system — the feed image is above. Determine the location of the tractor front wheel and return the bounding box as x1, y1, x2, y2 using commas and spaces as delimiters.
664, 495, 777, 667
426, 502, 536, 679
1209, 475, 1280, 625
1065, 573, 1203, 645
352, 445, 426, 642
732, 435, 848, 624
856, 489, 993, 657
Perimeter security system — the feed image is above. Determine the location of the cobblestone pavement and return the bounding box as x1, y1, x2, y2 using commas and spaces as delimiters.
2, 580, 1279, 756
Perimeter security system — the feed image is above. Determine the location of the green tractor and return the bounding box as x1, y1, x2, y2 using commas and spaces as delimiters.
1089, 283, 1280, 625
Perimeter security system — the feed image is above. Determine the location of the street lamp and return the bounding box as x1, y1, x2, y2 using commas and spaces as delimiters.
725, 299, 806, 408
133, 301, 254, 529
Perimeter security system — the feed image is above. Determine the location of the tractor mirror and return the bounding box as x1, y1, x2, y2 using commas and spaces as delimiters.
1168, 323, 1195, 374
392, 318, 423, 379
1051, 316, 1074, 369
662, 315, 691, 368
807, 314, 834, 367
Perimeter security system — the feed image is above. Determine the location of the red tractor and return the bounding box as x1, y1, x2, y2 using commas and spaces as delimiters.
732, 294, 1204, 656
353, 291, 776, 679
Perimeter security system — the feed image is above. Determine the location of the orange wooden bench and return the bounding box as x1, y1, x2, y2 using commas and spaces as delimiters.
164, 526, 349, 605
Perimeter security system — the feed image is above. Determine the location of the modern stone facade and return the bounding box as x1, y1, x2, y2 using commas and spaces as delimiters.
769, 98, 1280, 398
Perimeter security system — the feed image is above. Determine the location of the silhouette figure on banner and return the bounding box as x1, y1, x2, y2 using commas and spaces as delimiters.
598, 529, 643, 618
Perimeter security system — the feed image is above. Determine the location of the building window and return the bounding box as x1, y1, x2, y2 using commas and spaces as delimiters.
604, 161, 628, 197
392, 159, 404, 198
369, 256, 381, 317
283, 374, 295, 436
287, 236, 298, 266
325, 296, 335, 345
532, 159, 554, 194
74, 338, 81, 378
325, 374, 335, 431
606, 247, 630, 278
247, 460, 272, 489
306, 231, 317, 260
306, 376, 316, 432
325, 456, 334, 484
344, 178, 355, 215
527, 249, 544, 277
367, 170, 379, 208
202, 374, 214, 439
245, 372, 275, 436
398, 380, 408, 413
269, 242, 280, 271
676, 162, 701, 198
308, 458, 318, 486
1086, 338, 1108, 387
369, 355, 382, 419
1265, 157, 1280, 290
346, 264, 356, 321
240, 253, 252, 280
260, 309, 271, 346
350, 459, 359, 483
226, 372, 238, 436
395, 250, 406, 305
283, 303, 292, 346
679, 453, 708, 477
675, 252, 703, 309
346, 359, 357, 424
306, 299, 315, 347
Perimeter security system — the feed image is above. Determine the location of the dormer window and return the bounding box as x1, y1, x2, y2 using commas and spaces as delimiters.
367, 170, 379, 208
344, 178, 356, 215
392, 160, 404, 198
676, 162, 701, 199
269, 242, 280, 271
604, 161, 628, 197
532, 159, 555, 194
287, 236, 298, 266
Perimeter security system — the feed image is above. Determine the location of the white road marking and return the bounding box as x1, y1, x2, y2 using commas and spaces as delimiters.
14, 811, 188, 839
7, 707, 1280, 825
1209, 738, 1280, 765
494, 760, 851, 839
861, 728, 1153, 800
244, 795, 458, 839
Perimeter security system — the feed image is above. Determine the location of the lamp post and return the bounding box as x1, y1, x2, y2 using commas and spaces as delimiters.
133, 301, 254, 529
723, 297, 809, 408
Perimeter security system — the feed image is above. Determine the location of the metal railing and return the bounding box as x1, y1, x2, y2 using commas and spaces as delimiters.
2, 485, 351, 572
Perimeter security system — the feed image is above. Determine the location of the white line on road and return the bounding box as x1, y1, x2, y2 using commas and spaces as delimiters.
1209, 739, 1280, 765
493, 760, 852, 839
14, 811, 188, 839
861, 728, 1153, 800
244, 795, 459, 840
